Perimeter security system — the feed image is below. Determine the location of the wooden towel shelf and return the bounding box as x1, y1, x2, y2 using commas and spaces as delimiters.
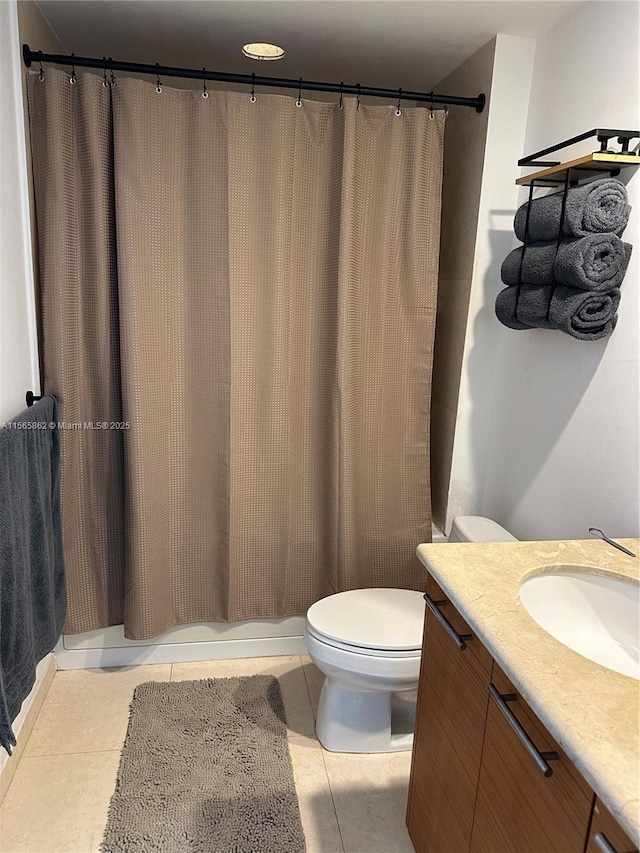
517, 152, 639, 186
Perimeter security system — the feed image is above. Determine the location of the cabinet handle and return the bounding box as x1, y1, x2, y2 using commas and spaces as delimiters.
488, 684, 560, 777
423, 593, 473, 650
594, 833, 620, 853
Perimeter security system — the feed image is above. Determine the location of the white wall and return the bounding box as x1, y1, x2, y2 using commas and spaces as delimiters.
0, 0, 40, 423
445, 33, 536, 530
0, 0, 48, 774
449, 2, 640, 540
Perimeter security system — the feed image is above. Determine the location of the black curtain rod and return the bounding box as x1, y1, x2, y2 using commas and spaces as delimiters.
23, 44, 486, 113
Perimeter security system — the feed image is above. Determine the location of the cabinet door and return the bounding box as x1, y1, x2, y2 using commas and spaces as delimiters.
407, 576, 493, 853
470, 665, 593, 853
586, 798, 638, 853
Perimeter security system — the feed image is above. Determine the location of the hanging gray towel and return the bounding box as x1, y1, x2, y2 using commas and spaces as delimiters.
495, 284, 620, 341
0, 396, 66, 754
514, 178, 631, 242
501, 234, 632, 292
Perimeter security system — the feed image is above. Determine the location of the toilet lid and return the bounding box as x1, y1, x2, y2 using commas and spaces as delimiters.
306, 588, 425, 652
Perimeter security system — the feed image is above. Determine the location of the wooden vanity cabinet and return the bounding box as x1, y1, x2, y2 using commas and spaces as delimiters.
407, 573, 638, 853
585, 799, 639, 853
469, 664, 593, 853
406, 576, 492, 853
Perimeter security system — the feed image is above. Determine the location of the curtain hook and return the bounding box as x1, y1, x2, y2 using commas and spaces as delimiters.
108, 58, 115, 87
202, 67, 208, 99
250, 72, 256, 103
38, 50, 44, 82
356, 83, 361, 111
155, 63, 162, 94
429, 91, 434, 119
395, 88, 402, 117
338, 81, 343, 110
102, 57, 109, 88
296, 77, 303, 107
69, 52, 77, 85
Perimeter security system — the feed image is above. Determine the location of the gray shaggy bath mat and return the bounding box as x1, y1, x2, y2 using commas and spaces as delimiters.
102, 676, 306, 852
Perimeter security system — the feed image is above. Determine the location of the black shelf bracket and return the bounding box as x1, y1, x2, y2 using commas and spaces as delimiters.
519, 128, 639, 168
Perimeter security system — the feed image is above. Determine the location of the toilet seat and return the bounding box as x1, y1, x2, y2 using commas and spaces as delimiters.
306, 588, 425, 655
305, 623, 422, 658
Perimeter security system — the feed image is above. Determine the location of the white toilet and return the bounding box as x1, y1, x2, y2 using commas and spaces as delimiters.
304, 515, 517, 753
448, 515, 518, 544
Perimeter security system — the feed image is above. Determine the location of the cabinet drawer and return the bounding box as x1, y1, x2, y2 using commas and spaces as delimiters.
425, 575, 493, 681
407, 576, 493, 853
491, 664, 593, 800
469, 664, 594, 853
586, 798, 638, 853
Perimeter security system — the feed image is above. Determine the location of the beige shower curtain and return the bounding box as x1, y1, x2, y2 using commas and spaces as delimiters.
28, 69, 444, 640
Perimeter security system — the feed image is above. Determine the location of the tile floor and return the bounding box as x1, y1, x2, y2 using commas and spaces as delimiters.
0, 656, 416, 853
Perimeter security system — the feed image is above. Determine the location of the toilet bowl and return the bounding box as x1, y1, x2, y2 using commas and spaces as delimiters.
305, 516, 517, 753
305, 588, 425, 753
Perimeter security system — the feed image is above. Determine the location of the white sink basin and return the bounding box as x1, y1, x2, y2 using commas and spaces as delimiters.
519, 567, 640, 680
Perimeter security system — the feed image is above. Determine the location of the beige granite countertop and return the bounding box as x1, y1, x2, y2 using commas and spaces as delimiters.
416, 537, 640, 844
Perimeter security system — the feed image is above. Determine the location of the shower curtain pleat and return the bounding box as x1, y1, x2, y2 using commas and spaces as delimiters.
28, 69, 444, 640
27, 71, 125, 630
111, 79, 232, 632
336, 103, 442, 591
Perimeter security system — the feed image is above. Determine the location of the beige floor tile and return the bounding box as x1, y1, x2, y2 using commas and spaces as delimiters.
171, 655, 317, 741
170, 654, 300, 681
24, 664, 171, 757
2, 660, 416, 853
323, 750, 414, 853
301, 654, 325, 721
288, 739, 344, 853
0, 657, 56, 806
0, 751, 120, 853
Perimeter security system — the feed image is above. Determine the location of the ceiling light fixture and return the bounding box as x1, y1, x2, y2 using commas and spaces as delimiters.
242, 43, 286, 61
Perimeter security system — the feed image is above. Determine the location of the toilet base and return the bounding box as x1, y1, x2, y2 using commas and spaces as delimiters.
315, 677, 416, 753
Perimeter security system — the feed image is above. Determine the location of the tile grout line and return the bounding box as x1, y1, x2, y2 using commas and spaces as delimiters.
299, 656, 346, 853
20, 748, 123, 760
9, 666, 58, 773
300, 655, 318, 724
319, 746, 347, 853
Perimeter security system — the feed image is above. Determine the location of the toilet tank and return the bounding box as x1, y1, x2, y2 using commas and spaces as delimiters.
449, 515, 518, 543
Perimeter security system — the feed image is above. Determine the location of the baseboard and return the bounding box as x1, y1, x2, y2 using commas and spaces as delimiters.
0, 654, 56, 805
55, 634, 307, 670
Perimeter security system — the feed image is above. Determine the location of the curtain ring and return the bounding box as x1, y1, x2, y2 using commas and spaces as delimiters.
429, 91, 434, 119
69, 53, 77, 85
108, 58, 115, 87
202, 67, 208, 99
250, 72, 256, 103
38, 50, 44, 82
155, 63, 162, 94
296, 77, 303, 107
102, 57, 109, 88
395, 88, 402, 117
356, 83, 361, 111
338, 81, 343, 110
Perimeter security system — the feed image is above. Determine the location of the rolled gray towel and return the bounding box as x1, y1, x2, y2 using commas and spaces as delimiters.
514, 178, 630, 241
501, 235, 632, 292
495, 284, 620, 341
